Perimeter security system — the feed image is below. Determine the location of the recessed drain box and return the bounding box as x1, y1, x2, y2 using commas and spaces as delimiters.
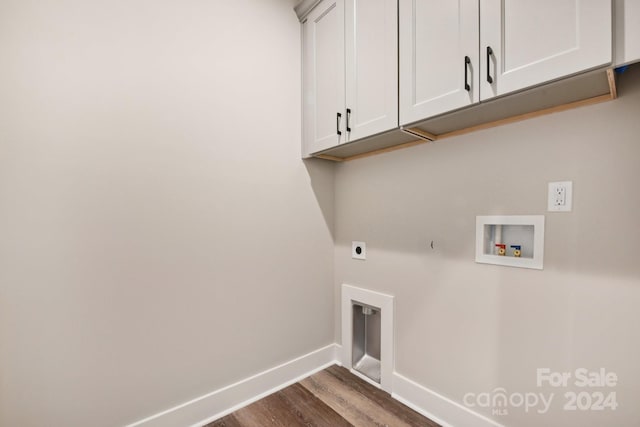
352, 303, 381, 384
342, 284, 394, 392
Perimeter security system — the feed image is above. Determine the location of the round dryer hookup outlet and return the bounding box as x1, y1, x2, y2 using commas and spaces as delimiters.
352, 241, 366, 260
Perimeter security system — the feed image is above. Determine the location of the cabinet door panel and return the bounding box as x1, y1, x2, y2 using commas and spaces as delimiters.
303, 0, 345, 155
345, 0, 398, 141
480, 0, 612, 100
615, 0, 640, 66
400, 0, 479, 125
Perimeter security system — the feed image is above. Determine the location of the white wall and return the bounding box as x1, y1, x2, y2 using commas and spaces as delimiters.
334, 68, 640, 427
0, 1, 335, 426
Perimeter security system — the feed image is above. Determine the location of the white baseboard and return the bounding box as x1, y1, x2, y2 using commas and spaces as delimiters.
392, 372, 505, 427
125, 343, 504, 427
125, 343, 339, 427
334, 343, 343, 366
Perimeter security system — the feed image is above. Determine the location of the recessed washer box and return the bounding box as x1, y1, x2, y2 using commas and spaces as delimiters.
475, 215, 545, 270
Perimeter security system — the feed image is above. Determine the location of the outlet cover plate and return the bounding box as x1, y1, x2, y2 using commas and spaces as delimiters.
352, 241, 366, 260
548, 181, 573, 212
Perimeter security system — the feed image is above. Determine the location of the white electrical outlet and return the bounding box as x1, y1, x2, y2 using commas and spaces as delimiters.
548, 181, 573, 212
352, 241, 366, 260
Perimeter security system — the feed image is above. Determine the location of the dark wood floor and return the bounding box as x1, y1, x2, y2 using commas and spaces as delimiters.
207, 365, 440, 427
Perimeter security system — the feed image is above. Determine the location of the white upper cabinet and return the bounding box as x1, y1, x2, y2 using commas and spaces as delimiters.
303, 0, 345, 155
301, 0, 616, 159
399, 0, 479, 125
345, 0, 398, 142
303, 0, 398, 156
399, 0, 612, 126
480, 0, 612, 100
615, 0, 640, 66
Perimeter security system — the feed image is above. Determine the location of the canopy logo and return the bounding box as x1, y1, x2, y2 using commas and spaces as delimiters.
463, 388, 553, 416
462, 368, 618, 416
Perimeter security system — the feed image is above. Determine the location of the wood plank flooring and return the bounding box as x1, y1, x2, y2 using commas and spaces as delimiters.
207, 365, 440, 427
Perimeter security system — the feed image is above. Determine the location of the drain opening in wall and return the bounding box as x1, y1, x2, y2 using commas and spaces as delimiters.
342, 284, 394, 392
352, 302, 381, 384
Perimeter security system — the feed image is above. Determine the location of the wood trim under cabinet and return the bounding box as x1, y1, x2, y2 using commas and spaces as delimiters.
436, 93, 614, 141
400, 127, 437, 141
315, 154, 345, 162
607, 68, 618, 99
338, 138, 431, 162
313, 68, 619, 162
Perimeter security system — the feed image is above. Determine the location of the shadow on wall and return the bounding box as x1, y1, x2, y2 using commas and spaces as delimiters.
304, 157, 336, 240
332, 67, 640, 280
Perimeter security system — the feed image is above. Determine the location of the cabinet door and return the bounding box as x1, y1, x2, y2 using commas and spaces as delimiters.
345, 0, 398, 141
303, 0, 346, 155
480, 0, 612, 100
615, 0, 640, 66
399, 0, 479, 125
